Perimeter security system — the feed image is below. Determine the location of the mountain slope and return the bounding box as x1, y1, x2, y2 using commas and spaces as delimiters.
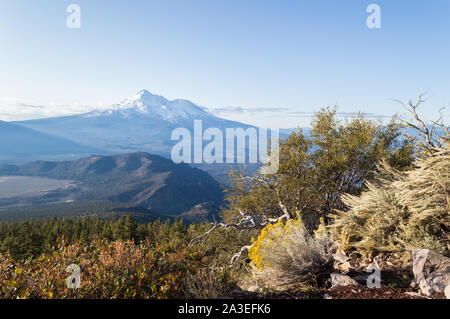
0, 120, 98, 161
16, 90, 259, 157
0, 152, 224, 217
14, 90, 285, 182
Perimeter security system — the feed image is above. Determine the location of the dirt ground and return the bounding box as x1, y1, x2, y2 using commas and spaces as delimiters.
230, 267, 446, 299
231, 285, 445, 299
327, 285, 425, 299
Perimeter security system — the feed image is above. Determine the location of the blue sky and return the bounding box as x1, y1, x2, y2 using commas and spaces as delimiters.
0, 0, 449, 127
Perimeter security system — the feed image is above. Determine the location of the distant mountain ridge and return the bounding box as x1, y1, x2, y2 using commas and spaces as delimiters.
0, 120, 99, 162
15, 90, 258, 155
0, 152, 224, 219
13, 90, 280, 182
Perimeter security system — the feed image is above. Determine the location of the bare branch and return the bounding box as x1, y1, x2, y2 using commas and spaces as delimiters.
230, 244, 253, 266
243, 175, 276, 189
395, 94, 448, 154
190, 203, 293, 264
190, 213, 259, 245
278, 201, 292, 219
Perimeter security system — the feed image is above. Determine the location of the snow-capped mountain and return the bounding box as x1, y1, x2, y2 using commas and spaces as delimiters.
15, 90, 263, 181
84, 90, 213, 123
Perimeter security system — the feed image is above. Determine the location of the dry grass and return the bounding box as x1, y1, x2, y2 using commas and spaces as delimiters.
331, 145, 449, 258
183, 267, 239, 299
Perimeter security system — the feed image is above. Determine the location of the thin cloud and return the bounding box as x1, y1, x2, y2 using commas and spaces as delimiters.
1, 97, 398, 123
0, 98, 103, 121
210, 106, 291, 115
209, 105, 395, 119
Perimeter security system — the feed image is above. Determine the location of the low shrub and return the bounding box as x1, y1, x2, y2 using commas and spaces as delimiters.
0, 238, 206, 299
248, 217, 333, 290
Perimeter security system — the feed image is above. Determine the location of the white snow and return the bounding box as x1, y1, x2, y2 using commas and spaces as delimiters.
85, 90, 210, 123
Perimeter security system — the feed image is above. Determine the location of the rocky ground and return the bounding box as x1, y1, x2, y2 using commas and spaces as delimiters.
231, 248, 450, 299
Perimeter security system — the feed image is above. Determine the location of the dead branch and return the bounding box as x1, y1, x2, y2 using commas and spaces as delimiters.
394, 94, 448, 153
230, 244, 253, 266
190, 202, 293, 265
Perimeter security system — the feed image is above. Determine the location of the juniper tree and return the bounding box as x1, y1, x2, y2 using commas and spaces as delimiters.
222, 108, 413, 227
192, 107, 414, 264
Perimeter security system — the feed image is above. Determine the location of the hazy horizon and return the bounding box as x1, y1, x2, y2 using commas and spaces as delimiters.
1, 0, 449, 128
